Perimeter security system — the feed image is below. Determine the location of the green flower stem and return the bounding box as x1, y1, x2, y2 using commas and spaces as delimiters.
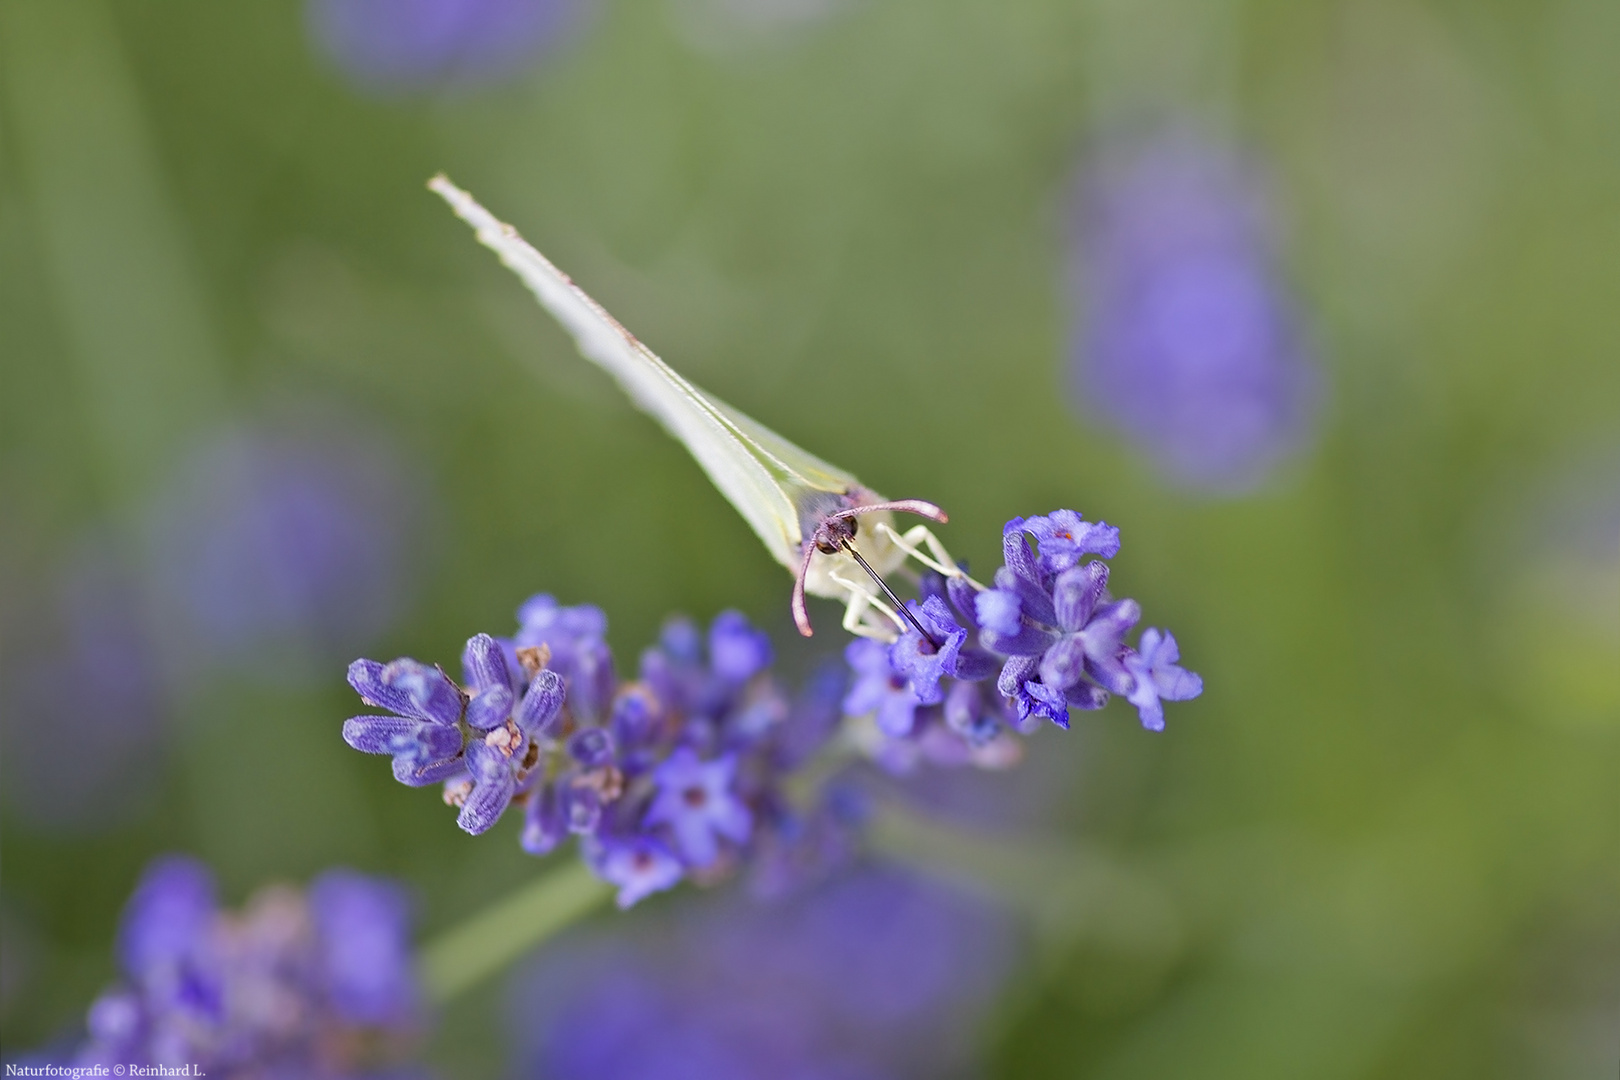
418, 861, 613, 1005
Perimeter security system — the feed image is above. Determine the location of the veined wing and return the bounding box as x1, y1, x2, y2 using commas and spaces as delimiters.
429, 176, 862, 572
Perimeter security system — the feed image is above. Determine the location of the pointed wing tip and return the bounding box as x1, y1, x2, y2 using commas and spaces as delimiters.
426, 173, 460, 200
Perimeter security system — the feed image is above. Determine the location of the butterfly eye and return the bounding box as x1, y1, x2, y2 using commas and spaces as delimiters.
813, 514, 859, 556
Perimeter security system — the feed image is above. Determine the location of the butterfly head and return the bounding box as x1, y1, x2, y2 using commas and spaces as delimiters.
791, 492, 949, 639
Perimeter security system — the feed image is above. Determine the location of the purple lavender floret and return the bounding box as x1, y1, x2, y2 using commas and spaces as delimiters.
645, 749, 753, 868
343, 659, 466, 786
707, 610, 773, 684
889, 597, 969, 705
1068, 126, 1320, 492
74, 856, 420, 1073
1123, 628, 1204, 732
586, 835, 686, 910
843, 637, 922, 738
514, 594, 616, 721
1022, 508, 1122, 572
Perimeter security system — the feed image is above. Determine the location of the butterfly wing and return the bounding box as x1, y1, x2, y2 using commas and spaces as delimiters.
429, 176, 862, 573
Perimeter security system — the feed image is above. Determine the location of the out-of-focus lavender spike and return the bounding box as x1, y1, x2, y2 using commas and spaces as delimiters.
508, 865, 1014, 1079
307, 0, 589, 94
1068, 125, 1320, 493
145, 416, 422, 680
309, 870, 419, 1027
0, 538, 167, 832
71, 858, 422, 1072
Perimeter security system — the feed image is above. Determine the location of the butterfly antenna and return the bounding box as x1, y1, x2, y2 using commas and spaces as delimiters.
792, 544, 818, 637
838, 499, 948, 524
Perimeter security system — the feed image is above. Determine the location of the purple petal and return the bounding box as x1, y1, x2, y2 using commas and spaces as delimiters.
1052, 561, 1109, 634
1156, 666, 1203, 701
944, 680, 1002, 746
343, 714, 424, 755
946, 575, 981, 627
117, 856, 217, 980
974, 588, 1022, 637
1066, 681, 1110, 710
567, 726, 615, 769
461, 632, 513, 694
463, 635, 515, 730
1080, 599, 1141, 666
308, 870, 416, 1027
1026, 510, 1122, 572
992, 563, 1057, 630
516, 669, 567, 738
348, 657, 462, 725
465, 683, 514, 731
707, 610, 773, 683
393, 753, 466, 788
996, 655, 1039, 701
672, 815, 720, 867
522, 784, 566, 855
1000, 517, 1042, 585
589, 838, 684, 909
346, 659, 416, 716
1038, 637, 1089, 691
457, 741, 517, 833
563, 783, 602, 834
952, 646, 1000, 683
1025, 681, 1071, 729
980, 620, 1056, 657
877, 692, 919, 738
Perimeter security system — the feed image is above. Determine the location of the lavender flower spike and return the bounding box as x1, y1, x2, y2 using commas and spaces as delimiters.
337, 514, 1200, 906
74, 857, 421, 1072
1069, 124, 1319, 492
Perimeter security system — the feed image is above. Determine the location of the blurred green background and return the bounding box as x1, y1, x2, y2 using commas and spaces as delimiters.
1, 0, 1616, 1076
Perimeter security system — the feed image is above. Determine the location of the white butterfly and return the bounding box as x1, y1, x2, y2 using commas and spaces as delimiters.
429, 175, 973, 641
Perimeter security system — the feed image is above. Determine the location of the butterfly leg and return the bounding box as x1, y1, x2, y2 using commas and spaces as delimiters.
874, 523, 985, 591
827, 569, 905, 641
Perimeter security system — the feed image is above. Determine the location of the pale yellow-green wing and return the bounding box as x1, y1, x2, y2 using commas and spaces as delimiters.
429, 176, 864, 572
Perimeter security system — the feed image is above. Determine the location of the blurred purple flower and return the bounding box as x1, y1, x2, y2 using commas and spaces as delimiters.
75, 856, 422, 1073
645, 750, 752, 868
146, 417, 423, 680
309, 870, 418, 1027
509, 865, 1014, 1079
308, 0, 589, 93
1069, 125, 1320, 492
0, 539, 167, 832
